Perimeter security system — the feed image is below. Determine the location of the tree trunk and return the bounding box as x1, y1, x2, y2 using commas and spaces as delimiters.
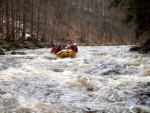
0, 1, 3, 39
30, 0, 34, 38
22, 0, 26, 41
11, 0, 15, 42
5, 0, 10, 42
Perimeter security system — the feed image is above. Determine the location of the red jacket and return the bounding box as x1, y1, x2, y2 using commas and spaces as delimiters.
67, 45, 76, 52
51, 46, 57, 53
51, 45, 61, 54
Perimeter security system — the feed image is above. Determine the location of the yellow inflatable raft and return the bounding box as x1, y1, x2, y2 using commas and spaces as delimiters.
56, 49, 76, 58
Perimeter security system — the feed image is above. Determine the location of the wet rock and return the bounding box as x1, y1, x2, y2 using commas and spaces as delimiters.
11, 51, 17, 55
11, 51, 27, 55
101, 69, 120, 75
138, 46, 150, 54
136, 92, 150, 106
0, 90, 6, 95
135, 105, 150, 113
84, 107, 97, 113
129, 46, 141, 51
0, 48, 5, 55
53, 68, 64, 72
130, 45, 150, 54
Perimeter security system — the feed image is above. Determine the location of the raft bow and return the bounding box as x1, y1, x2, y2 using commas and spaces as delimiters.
56, 49, 76, 58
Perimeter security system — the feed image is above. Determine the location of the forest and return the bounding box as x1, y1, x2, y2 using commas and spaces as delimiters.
0, 0, 150, 53
0, 1, 150, 113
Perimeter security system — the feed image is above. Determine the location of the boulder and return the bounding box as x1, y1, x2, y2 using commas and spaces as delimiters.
11, 51, 27, 55
129, 46, 141, 51
0, 48, 5, 55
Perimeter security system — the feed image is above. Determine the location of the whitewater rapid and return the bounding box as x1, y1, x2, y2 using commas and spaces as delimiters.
0, 46, 150, 113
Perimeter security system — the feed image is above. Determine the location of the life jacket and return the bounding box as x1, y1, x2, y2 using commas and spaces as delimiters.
72, 45, 76, 52
74, 45, 78, 52
60, 45, 66, 51
51, 46, 57, 53
54, 45, 61, 54
67, 44, 78, 52
69, 45, 76, 52
66, 44, 71, 49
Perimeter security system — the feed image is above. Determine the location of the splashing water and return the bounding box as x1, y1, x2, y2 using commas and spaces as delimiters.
0, 46, 150, 113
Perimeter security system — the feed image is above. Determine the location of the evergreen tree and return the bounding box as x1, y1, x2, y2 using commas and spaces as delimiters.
109, 0, 150, 42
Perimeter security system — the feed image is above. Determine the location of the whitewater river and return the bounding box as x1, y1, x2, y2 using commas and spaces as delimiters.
0, 46, 150, 113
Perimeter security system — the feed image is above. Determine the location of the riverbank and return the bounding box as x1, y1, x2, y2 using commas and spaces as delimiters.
0, 38, 150, 55
0, 39, 50, 55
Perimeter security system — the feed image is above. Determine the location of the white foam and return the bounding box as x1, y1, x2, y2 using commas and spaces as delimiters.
0, 46, 149, 112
